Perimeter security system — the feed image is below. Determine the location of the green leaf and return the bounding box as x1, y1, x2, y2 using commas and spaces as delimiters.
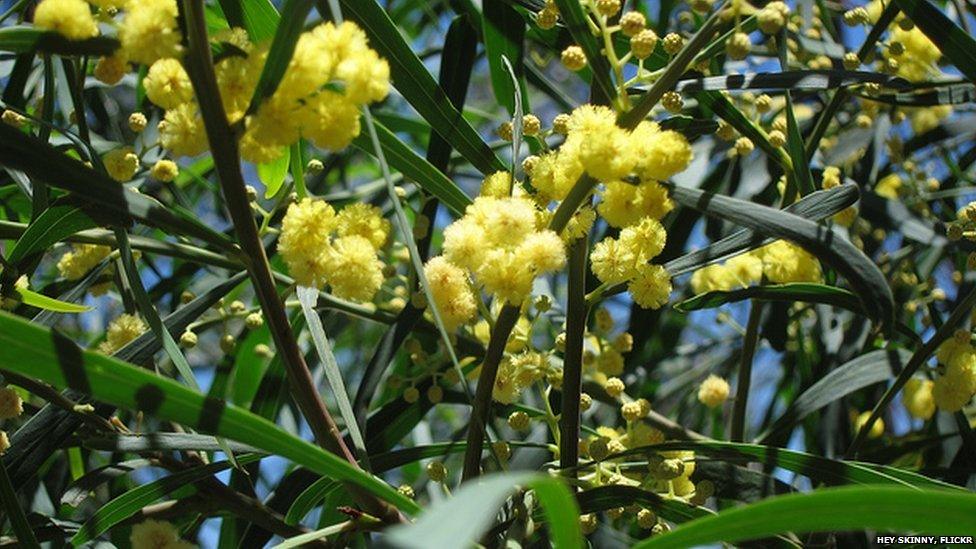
0, 26, 118, 56
258, 148, 292, 199
6, 202, 97, 265
893, 0, 976, 83
0, 311, 419, 515
483, 1, 528, 115
666, 183, 894, 331
332, 0, 505, 175
758, 349, 912, 444
577, 485, 710, 523
0, 460, 38, 548
664, 184, 860, 276
0, 123, 238, 254
351, 119, 472, 216
70, 455, 263, 546
217, 0, 280, 41
635, 487, 976, 548
286, 477, 340, 525
674, 283, 863, 313
16, 287, 91, 313
247, 0, 314, 114
385, 472, 582, 549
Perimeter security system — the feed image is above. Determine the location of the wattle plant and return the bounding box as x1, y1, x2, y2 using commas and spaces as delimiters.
0, 0, 975, 547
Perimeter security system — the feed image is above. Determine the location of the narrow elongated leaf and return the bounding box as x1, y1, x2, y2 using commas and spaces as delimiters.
577, 485, 710, 523
385, 472, 581, 549
330, 0, 505, 175
483, 1, 527, 115
61, 459, 152, 507
672, 70, 910, 93
0, 312, 418, 515
6, 202, 97, 265
666, 183, 894, 331
218, 0, 280, 41
0, 26, 118, 56
675, 283, 862, 313
247, 0, 314, 113
258, 149, 292, 199
758, 349, 912, 444
0, 124, 238, 253
893, 0, 976, 82
635, 487, 976, 548
16, 287, 91, 313
665, 184, 860, 275
351, 119, 472, 216
285, 477, 340, 525
71, 455, 263, 545
598, 441, 961, 491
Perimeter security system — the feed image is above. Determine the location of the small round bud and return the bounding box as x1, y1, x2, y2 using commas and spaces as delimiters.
580, 513, 598, 535
245, 312, 264, 329
534, 294, 552, 312
843, 52, 861, 70
180, 291, 196, 304
561, 45, 588, 71
605, 377, 625, 397
755, 94, 772, 113
245, 185, 258, 202
403, 386, 420, 403
580, 392, 593, 411
552, 113, 571, 135
768, 129, 786, 148
619, 11, 646, 36
595, 0, 621, 17
652, 458, 685, 479
662, 91, 683, 113
496, 121, 513, 141
229, 300, 246, 313
426, 385, 444, 404
716, 120, 736, 141
220, 334, 236, 354
426, 461, 448, 482
855, 114, 873, 129
180, 331, 197, 348
734, 136, 755, 156
306, 159, 324, 173
150, 159, 179, 182
397, 484, 415, 499
631, 29, 659, 59
254, 343, 273, 358
663, 33, 683, 55
128, 112, 148, 133
492, 441, 512, 461
588, 437, 610, 460
522, 114, 541, 136
897, 17, 914, 30
411, 291, 427, 309
637, 508, 657, 529
522, 155, 540, 175
536, 7, 558, 30
612, 332, 633, 352
726, 32, 751, 60
508, 410, 531, 430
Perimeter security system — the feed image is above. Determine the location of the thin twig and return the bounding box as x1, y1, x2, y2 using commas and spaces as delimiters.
730, 301, 763, 442
179, 0, 401, 523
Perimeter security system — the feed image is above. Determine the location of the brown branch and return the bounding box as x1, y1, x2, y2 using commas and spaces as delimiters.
179, 0, 401, 524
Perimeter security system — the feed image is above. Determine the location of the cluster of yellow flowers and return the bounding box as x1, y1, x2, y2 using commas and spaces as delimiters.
98, 313, 146, 354
697, 374, 730, 408
431, 193, 566, 307
130, 519, 195, 549
0, 386, 24, 455
690, 240, 822, 294
57, 244, 111, 281
277, 199, 390, 302
930, 331, 976, 412
35, 1, 388, 166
